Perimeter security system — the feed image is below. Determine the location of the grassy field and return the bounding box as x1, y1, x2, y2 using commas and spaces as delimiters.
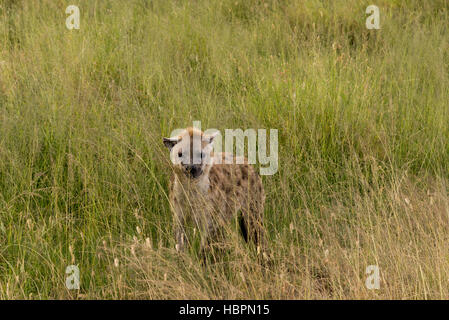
0, 0, 449, 299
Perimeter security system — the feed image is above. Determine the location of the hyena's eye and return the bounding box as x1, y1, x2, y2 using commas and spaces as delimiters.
178, 151, 183, 158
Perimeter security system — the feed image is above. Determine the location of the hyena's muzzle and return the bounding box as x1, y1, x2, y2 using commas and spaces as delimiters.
183, 163, 203, 179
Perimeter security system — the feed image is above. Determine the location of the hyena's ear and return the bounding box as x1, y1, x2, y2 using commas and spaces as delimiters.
163, 137, 180, 150
204, 130, 220, 144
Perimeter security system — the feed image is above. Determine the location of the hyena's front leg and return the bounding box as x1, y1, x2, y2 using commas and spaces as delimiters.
199, 209, 228, 260
173, 206, 187, 252
198, 219, 221, 264
200, 219, 218, 250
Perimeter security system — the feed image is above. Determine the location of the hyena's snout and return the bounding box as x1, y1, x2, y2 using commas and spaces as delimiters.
183, 164, 203, 178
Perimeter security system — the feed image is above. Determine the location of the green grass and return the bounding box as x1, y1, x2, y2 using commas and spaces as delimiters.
0, 0, 449, 299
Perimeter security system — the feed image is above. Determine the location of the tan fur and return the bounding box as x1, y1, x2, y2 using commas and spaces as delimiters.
165, 128, 266, 253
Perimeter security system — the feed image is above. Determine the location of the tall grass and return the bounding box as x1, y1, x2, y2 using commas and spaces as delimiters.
0, 0, 448, 299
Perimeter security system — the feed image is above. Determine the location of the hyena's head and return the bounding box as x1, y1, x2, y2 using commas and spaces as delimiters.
163, 127, 219, 179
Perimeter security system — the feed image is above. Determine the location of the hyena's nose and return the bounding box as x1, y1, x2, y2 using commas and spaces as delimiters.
185, 165, 201, 178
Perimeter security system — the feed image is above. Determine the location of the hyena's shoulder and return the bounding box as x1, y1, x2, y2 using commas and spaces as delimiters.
208, 152, 263, 195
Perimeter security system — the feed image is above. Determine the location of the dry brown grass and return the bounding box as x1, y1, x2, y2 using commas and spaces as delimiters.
86, 174, 449, 300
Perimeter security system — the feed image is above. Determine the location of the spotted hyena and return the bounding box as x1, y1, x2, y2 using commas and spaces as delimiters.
163, 127, 266, 254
